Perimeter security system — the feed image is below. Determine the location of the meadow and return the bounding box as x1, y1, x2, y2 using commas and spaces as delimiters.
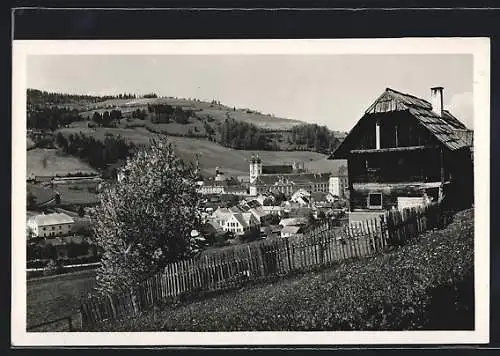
26, 269, 96, 329
56, 126, 346, 176
81, 96, 304, 131
27, 148, 97, 177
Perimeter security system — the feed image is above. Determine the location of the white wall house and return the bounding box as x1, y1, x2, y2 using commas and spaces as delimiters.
27, 212, 74, 238
291, 188, 311, 203
197, 181, 226, 195
329, 175, 348, 198
212, 208, 260, 236
281, 225, 302, 238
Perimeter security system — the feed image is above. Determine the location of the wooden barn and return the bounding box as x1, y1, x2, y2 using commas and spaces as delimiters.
330, 87, 473, 218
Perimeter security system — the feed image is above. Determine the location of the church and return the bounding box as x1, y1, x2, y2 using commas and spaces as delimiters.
248, 154, 333, 196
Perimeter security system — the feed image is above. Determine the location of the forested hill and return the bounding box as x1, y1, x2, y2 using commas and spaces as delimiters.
27, 89, 347, 155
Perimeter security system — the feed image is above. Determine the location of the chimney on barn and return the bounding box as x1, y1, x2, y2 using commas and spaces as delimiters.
430, 87, 444, 117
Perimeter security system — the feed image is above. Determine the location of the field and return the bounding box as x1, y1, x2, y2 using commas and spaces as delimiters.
26, 269, 97, 329
56, 126, 346, 176
80, 97, 305, 131
56, 184, 99, 206
27, 148, 97, 177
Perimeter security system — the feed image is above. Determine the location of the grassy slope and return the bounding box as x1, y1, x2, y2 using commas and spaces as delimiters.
96, 209, 474, 331
56, 127, 346, 176
26, 269, 97, 328
36, 93, 347, 177
81, 97, 305, 131
27, 148, 98, 177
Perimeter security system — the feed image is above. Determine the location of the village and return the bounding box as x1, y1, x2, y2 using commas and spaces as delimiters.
26, 150, 350, 275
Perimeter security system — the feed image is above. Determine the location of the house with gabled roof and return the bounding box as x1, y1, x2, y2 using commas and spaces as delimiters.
27, 212, 75, 238
211, 208, 261, 236
330, 87, 473, 219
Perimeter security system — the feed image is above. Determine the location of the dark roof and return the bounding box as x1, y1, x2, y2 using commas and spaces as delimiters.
225, 185, 246, 192
247, 200, 262, 209
365, 88, 432, 114
202, 180, 227, 187
407, 107, 470, 151
253, 173, 330, 186
331, 87, 473, 158
262, 165, 294, 174
310, 191, 328, 201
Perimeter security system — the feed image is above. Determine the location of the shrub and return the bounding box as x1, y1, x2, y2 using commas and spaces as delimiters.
43, 260, 63, 276
90, 137, 202, 295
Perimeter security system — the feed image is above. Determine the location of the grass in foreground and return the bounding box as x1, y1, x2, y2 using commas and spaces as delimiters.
95, 209, 474, 332
27, 269, 96, 328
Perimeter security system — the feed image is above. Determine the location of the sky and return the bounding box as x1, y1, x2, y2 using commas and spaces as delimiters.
27, 54, 474, 131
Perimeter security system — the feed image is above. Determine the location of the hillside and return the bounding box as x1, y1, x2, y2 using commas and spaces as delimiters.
28, 89, 347, 176
27, 148, 98, 177
29, 89, 307, 131
80, 97, 307, 131
54, 127, 346, 176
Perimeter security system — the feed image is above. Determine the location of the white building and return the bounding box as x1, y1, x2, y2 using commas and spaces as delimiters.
262, 205, 285, 216
291, 188, 311, 204
279, 217, 308, 227
197, 180, 226, 195
27, 212, 74, 238
329, 175, 348, 199
249, 155, 263, 184
212, 208, 261, 236
281, 225, 302, 239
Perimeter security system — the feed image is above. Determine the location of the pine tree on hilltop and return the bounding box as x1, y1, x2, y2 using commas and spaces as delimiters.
89, 137, 202, 295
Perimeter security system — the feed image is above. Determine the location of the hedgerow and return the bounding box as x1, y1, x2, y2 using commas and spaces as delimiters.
95, 209, 474, 331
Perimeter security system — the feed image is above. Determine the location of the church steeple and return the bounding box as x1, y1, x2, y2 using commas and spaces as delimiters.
249, 154, 263, 184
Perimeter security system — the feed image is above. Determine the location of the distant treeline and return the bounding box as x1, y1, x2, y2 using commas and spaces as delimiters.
28, 106, 84, 130
218, 118, 269, 150
27, 89, 164, 106
147, 104, 193, 124
27, 89, 137, 105
91, 110, 123, 128
217, 118, 342, 153
289, 124, 342, 154
56, 132, 137, 171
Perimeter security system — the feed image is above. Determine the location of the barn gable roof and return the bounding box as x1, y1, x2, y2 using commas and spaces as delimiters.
330, 88, 473, 159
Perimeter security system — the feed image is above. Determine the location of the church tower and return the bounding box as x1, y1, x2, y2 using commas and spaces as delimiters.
249, 154, 262, 183
193, 154, 200, 178
255, 154, 262, 176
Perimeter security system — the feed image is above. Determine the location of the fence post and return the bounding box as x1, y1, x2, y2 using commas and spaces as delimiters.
284, 236, 293, 272
130, 288, 139, 315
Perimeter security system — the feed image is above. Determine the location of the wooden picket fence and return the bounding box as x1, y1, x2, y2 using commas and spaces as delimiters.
80, 203, 445, 329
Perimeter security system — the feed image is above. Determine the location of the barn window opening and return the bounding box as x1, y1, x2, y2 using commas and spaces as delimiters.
368, 193, 383, 209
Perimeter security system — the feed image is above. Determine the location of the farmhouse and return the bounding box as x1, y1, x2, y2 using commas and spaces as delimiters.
280, 225, 303, 239
279, 217, 308, 227
310, 191, 337, 205
27, 212, 75, 238
212, 208, 261, 236
330, 87, 474, 220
